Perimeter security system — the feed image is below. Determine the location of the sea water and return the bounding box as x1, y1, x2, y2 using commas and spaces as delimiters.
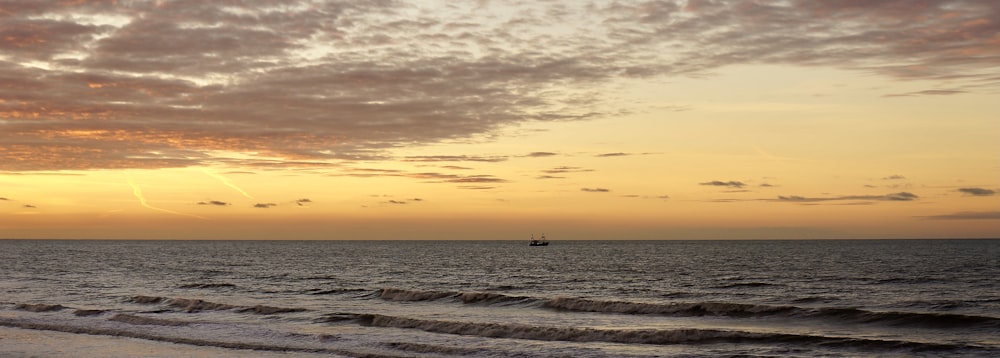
1, 239, 998, 357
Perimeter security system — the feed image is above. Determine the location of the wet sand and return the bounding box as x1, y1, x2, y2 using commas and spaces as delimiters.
0, 327, 334, 358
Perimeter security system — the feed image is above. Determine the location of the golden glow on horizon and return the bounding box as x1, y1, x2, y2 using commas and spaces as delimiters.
2, 2, 998, 239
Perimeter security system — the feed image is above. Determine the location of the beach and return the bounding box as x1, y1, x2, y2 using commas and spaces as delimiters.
0, 326, 334, 358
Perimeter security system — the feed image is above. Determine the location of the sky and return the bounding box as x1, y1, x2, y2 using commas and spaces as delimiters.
1, 0, 998, 240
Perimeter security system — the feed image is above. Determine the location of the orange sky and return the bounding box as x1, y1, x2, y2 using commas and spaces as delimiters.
1, 1, 998, 239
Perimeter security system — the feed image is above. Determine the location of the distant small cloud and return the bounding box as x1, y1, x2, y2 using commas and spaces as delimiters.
759, 183, 775, 187
596, 152, 629, 157
883, 175, 906, 180
0, 197, 9, 201
526, 152, 558, 157
700, 180, 746, 188
536, 175, 565, 179
295, 198, 312, 206
581, 187, 611, 192
958, 188, 995, 196
775, 192, 918, 203
920, 211, 1000, 220
23, 204, 37, 208
198, 200, 231, 206
543, 166, 593, 174
884, 89, 966, 97
382, 198, 423, 205
253, 203, 277, 208
403, 155, 507, 163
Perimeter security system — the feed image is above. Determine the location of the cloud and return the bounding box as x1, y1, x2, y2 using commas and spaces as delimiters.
700, 181, 746, 188
2, 1, 997, 171
253, 203, 277, 209
295, 198, 313, 206
23, 204, 37, 208
883, 89, 967, 97
958, 188, 996, 196
403, 156, 508, 163
0, 197, 9, 201
581, 187, 611, 193
543, 166, 593, 174
525, 152, 558, 157
197, 200, 230, 206
383, 198, 422, 205
883, 175, 907, 180
596, 152, 629, 157
776, 192, 919, 202
920, 211, 1000, 220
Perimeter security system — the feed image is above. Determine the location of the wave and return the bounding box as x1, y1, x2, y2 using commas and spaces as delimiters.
128, 296, 305, 315
73, 309, 107, 317
371, 288, 1000, 330
15, 303, 66, 312
378, 287, 458, 301
109, 313, 191, 326
376, 288, 536, 306
324, 313, 987, 353
179, 283, 237, 289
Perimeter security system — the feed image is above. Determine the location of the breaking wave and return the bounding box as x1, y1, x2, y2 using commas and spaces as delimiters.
179, 283, 237, 289
323, 313, 984, 353
128, 296, 305, 315
371, 288, 1000, 329
15, 303, 66, 312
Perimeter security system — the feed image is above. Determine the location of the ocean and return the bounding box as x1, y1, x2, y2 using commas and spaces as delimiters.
1, 239, 998, 357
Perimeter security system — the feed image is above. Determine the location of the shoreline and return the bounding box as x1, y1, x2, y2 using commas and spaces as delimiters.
0, 326, 336, 358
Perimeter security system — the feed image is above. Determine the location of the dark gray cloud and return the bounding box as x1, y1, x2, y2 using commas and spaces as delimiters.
1, 1, 996, 171
253, 203, 277, 209
776, 192, 919, 202
525, 152, 558, 157
700, 181, 746, 188
198, 200, 230, 206
921, 211, 1000, 220
958, 188, 996, 196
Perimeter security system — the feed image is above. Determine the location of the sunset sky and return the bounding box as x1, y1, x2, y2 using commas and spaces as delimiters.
1, 0, 998, 240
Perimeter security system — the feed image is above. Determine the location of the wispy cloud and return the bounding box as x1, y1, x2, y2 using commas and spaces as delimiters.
128, 179, 208, 219
920, 211, 1000, 220
403, 156, 507, 163
203, 170, 253, 199
581, 187, 611, 193
2, 1, 994, 171
253, 203, 277, 209
883, 89, 967, 97
776, 192, 919, 203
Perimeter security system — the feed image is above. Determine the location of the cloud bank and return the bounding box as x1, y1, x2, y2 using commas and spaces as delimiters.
2, 0, 997, 171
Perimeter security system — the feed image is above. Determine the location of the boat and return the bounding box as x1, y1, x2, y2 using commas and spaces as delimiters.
529, 233, 549, 246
